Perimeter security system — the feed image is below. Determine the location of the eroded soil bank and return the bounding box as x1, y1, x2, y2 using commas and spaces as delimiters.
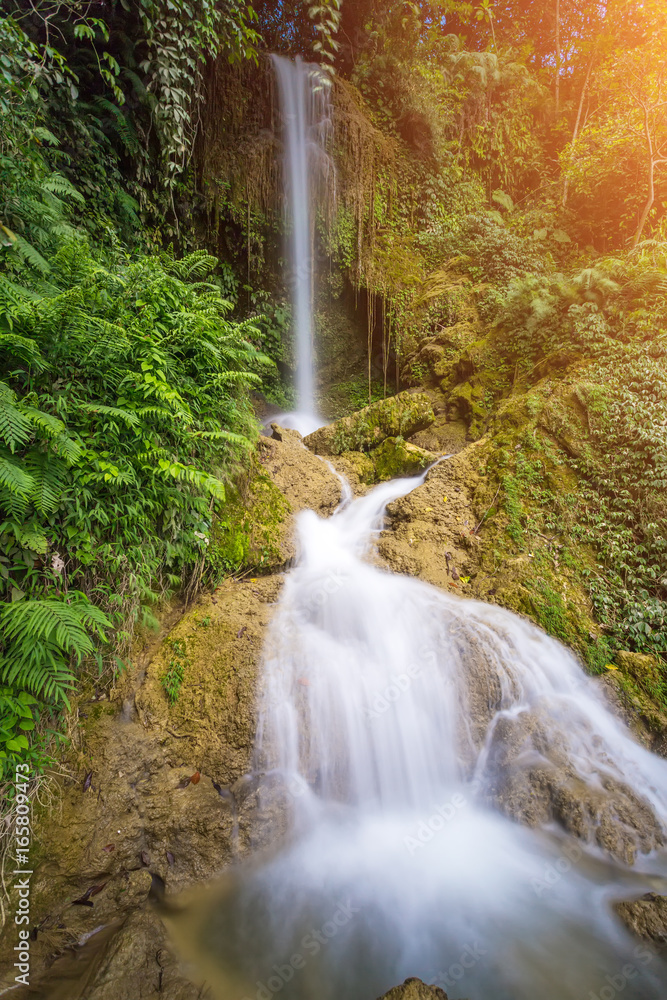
1, 401, 666, 999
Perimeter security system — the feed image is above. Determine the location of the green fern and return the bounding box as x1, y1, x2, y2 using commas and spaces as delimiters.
0, 383, 33, 452
24, 451, 67, 515
0, 453, 34, 499
0, 595, 111, 705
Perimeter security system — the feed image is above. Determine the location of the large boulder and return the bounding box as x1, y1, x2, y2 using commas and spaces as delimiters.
304, 391, 435, 456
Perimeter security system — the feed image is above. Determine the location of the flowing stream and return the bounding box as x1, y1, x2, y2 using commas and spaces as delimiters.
170, 57, 667, 1000
271, 56, 331, 435
175, 469, 667, 1000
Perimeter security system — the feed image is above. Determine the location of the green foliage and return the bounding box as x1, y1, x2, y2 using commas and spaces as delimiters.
0, 228, 269, 775
162, 637, 189, 703
307, 0, 341, 72
135, 0, 259, 190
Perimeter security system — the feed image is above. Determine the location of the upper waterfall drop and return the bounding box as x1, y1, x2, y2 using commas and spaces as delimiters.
271, 55, 332, 436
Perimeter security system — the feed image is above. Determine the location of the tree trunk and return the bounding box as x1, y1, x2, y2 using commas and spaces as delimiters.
562, 56, 594, 208
632, 157, 656, 248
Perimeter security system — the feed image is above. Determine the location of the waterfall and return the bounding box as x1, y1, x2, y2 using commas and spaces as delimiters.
173, 470, 667, 1000
272, 56, 332, 436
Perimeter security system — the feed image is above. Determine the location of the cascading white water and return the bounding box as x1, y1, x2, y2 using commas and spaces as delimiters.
271, 56, 331, 436
183, 468, 667, 1000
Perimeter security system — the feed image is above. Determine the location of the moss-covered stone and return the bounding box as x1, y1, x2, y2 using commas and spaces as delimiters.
211, 429, 342, 573
447, 377, 490, 440
372, 436, 437, 481
304, 390, 435, 455
211, 469, 291, 573
338, 449, 376, 485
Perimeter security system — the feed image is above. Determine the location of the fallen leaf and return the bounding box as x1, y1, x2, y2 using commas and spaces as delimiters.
442, 496, 448, 503
102, 844, 115, 853
237, 626, 248, 639
83, 771, 92, 792
166, 851, 175, 867
177, 776, 191, 789
140, 850, 150, 866
72, 883, 106, 906
190, 771, 201, 785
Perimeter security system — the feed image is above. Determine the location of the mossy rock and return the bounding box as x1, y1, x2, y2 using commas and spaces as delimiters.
494, 568, 610, 674
211, 467, 291, 573
304, 391, 435, 456
447, 377, 489, 440
338, 449, 376, 485
372, 437, 437, 481
615, 651, 663, 689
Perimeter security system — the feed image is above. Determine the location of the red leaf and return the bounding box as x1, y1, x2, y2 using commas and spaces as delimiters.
190, 771, 201, 785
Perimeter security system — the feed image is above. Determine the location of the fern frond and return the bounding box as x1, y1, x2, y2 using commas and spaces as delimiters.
0, 332, 45, 369
0, 595, 111, 705
12, 235, 51, 275
92, 97, 140, 155
0, 384, 33, 452
77, 402, 140, 427
18, 523, 48, 555
40, 173, 85, 206
164, 250, 218, 281
191, 428, 253, 447
24, 451, 67, 515
0, 596, 109, 655
0, 453, 34, 497
208, 370, 262, 386
21, 406, 66, 438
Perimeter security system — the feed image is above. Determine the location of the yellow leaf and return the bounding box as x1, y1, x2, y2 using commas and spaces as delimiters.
442, 496, 448, 503
605, 664, 618, 671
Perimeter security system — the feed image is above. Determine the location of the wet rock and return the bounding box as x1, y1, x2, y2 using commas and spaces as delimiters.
615, 893, 667, 952
304, 391, 435, 456
377, 978, 452, 1000
481, 710, 664, 864
372, 437, 437, 481
377, 452, 479, 593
